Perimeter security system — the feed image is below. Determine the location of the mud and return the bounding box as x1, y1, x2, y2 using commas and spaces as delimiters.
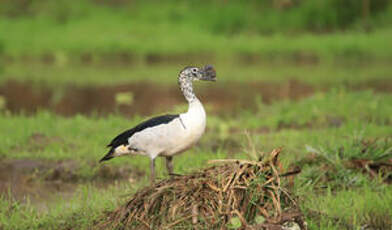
0, 80, 52, 114
0, 157, 144, 210
2, 78, 391, 117
0, 80, 317, 116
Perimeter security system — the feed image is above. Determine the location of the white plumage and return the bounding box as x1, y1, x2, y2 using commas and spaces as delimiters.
122, 99, 206, 159
100, 65, 216, 183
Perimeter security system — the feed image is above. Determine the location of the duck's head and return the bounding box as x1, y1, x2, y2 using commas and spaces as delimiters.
179, 65, 216, 82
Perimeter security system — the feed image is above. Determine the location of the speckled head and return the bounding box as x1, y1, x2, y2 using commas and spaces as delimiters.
179, 65, 217, 82
178, 65, 216, 102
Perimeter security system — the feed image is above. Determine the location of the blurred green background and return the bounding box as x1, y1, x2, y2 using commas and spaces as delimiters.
1, 1, 392, 229
1, 0, 392, 114
1, 0, 392, 60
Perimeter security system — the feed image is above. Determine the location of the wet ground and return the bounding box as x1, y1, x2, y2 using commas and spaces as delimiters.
1, 79, 391, 117
0, 157, 144, 211
0, 131, 145, 210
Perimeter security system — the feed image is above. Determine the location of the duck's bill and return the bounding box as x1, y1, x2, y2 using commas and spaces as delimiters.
200, 64, 217, 81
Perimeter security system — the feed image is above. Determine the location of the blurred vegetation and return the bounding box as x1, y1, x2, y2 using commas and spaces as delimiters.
3, 61, 392, 86
0, 0, 392, 60
1, 0, 391, 32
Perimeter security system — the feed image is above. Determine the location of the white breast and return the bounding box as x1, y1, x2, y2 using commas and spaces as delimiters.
127, 99, 206, 159
172, 99, 206, 153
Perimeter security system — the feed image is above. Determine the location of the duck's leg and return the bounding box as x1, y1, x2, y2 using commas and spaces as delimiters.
165, 156, 174, 175
150, 158, 156, 184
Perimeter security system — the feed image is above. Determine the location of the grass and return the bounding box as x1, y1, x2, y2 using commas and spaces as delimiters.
1, 0, 392, 61
2, 22, 392, 60
0, 183, 133, 230
2, 60, 392, 86
237, 89, 392, 130
0, 88, 391, 229
302, 186, 392, 229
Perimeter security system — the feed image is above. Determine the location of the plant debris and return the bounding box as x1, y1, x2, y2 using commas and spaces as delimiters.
98, 148, 306, 230
300, 138, 392, 187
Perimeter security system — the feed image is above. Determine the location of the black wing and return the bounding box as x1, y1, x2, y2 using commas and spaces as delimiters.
107, 114, 180, 149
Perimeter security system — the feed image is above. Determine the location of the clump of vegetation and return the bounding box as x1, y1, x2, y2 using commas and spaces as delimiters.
298, 135, 392, 189
98, 149, 305, 229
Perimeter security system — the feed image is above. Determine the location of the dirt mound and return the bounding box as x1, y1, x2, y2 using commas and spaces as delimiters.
98, 149, 306, 230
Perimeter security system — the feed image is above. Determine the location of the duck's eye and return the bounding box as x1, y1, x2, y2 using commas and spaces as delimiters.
191, 68, 197, 73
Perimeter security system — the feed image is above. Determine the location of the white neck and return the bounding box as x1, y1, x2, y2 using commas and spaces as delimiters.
178, 73, 206, 128
178, 73, 196, 103
187, 98, 204, 113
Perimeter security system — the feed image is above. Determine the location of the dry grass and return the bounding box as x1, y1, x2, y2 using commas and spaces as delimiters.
98, 148, 305, 230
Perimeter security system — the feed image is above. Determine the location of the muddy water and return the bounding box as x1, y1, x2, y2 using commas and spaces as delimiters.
0, 80, 316, 116
1, 79, 391, 117
0, 159, 77, 211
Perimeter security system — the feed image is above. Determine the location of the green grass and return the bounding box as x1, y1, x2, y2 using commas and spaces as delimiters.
1, 0, 392, 60
0, 183, 134, 230
237, 89, 392, 130
0, 88, 392, 229
2, 60, 392, 87
2, 21, 392, 60
302, 186, 392, 229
